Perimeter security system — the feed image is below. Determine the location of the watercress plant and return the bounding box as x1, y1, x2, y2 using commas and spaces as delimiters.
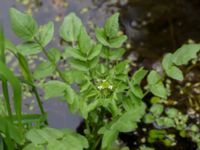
0, 8, 200, 150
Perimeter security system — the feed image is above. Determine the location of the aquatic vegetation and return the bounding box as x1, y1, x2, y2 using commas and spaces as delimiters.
0, 8, 200, 150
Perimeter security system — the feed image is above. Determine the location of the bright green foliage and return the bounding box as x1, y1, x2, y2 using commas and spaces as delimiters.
59, 13, 83, 42
1, 7, 200, 150
9, 8, 38, 41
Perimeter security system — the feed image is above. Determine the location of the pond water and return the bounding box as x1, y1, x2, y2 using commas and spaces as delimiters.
0, 0, 200, 145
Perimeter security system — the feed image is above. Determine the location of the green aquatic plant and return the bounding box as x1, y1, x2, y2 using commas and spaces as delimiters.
0, 8, 200, 150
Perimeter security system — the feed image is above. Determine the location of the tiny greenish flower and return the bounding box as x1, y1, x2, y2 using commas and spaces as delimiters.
108, 85, 113, 90
97, 85, 103, 90
96, 79, 113, 91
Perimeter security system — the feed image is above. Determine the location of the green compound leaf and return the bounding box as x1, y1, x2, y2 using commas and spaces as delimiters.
104, 13, 120, 38
37, 21, 54, 47
33, 61, 55, 79
60, 13, 82, 42
9, 8, 38, 41
172, 44, 200, 66
43, 80, 67, 99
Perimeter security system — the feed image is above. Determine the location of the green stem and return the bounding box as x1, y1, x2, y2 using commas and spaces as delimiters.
34, 38, 68, 83
91, 135, 101, 150
32, 86, 45, 114
2, 80, 13, 119
16, 53, 46, 117
106, 48, 110, 70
